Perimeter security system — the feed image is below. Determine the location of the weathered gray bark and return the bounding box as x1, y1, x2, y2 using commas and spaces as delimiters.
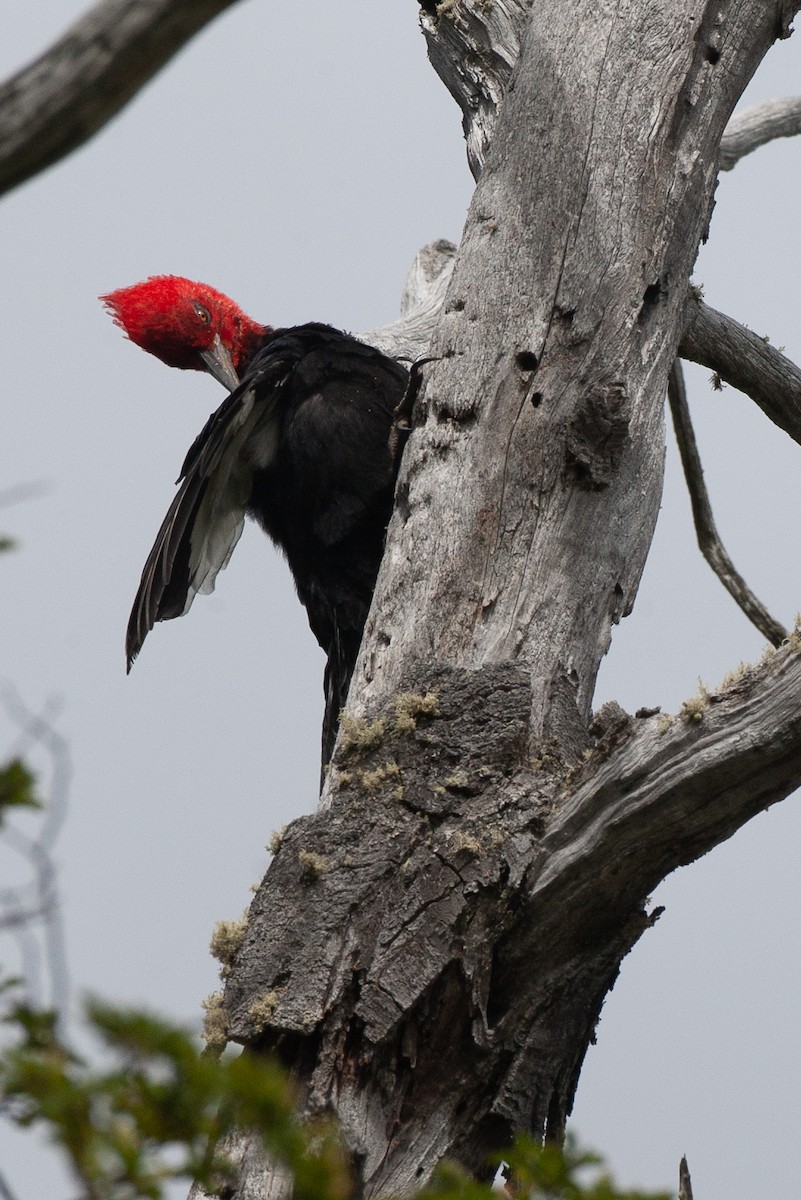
198, 2, 801, 1198
680, 294, 801, 444
0, 0, 240, 198
358, 240, 457, 362
719, 93, 801, 167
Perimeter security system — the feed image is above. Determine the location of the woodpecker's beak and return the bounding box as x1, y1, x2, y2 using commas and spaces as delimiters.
200, 335, 239, 391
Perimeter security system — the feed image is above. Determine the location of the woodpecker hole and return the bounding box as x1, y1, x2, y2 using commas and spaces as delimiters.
706, 45, 721, 63
530, 392, 543, 409
516, 350, 539, 372
638, 281, 663, 326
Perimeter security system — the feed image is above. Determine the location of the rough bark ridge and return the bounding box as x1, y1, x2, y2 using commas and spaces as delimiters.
201, 2, 801, 1198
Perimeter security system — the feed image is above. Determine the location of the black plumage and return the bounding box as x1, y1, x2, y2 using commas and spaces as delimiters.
127, 324, 409, 764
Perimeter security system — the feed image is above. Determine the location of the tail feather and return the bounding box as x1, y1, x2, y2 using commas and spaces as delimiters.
322, 623, 363, 768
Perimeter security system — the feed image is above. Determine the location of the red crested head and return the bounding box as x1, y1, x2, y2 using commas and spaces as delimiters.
100, 276, 268, 388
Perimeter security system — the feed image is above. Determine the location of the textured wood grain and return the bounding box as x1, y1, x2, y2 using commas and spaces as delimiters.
355, 0, 763, 738
358, 240, 457, 361
720, 94, 801, 169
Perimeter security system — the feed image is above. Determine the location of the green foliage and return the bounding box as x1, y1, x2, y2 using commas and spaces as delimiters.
0, 758, 40, 826
0, 987, 672, 1200
0, 988, 348, 1200
424, 1135, 671, 1200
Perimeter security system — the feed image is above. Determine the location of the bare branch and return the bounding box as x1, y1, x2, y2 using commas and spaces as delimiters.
679, 295, 801, 446
539, 641, 801, 916
667, 360, 787, 647
222, 644, 801, 1189
0, 0, 241, 199
3, 0, 793, 207
720, 96, 801, 170
357, 239, 456, 361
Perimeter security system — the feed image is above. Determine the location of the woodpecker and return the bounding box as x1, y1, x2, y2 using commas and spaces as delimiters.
102, 276, 409, 764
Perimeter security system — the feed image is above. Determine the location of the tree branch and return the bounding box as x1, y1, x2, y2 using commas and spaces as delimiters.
667, 360, 787, 646
679, 295, 801, 446
418, 0, 529, 179
357, 240, 456, 362
0, 0, 240, 199
719, 95, 801, 169
540, 641, 801, 922
366, 266, 801, 489
0, 1169, 22, 1200
1, 0, 795, 206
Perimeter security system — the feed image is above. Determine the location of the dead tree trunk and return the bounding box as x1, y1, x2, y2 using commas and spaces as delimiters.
202, 1, 801, 1195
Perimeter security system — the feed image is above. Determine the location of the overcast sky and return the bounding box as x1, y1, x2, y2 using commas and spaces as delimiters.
2, 3, 801, 1198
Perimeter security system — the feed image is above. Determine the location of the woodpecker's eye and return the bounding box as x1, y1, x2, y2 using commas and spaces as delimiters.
193, 302, 211, 324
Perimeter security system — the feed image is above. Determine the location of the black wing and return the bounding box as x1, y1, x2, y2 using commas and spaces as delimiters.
125, 346, 296, 669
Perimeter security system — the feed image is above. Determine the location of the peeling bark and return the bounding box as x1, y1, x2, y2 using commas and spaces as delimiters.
4, 0, 801, 1196
213, 637, 801, 1197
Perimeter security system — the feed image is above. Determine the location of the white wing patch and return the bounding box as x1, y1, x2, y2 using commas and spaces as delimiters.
184, 385, 282, 607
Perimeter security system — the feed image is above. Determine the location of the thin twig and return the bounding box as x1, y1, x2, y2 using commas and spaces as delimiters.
0, 686, 72, 1022
0, 1169, 22, 1200
668, 360, 787, 647
0, 482, 49, 509
0, 902, 50, 931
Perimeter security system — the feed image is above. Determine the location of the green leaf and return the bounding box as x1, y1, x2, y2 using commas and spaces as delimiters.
0, 758, 41, 824
0, 995, 672, 1200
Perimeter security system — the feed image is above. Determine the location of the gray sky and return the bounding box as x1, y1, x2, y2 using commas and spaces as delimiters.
2, 3, 800, 1197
